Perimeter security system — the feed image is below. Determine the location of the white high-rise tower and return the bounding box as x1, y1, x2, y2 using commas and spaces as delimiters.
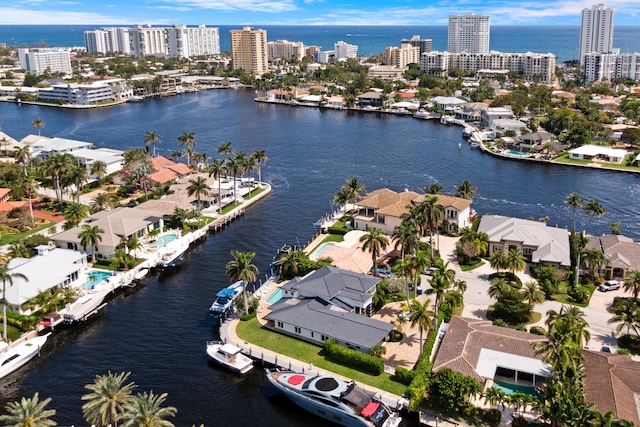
579, 4, 615, 65
448, 14, 490, 54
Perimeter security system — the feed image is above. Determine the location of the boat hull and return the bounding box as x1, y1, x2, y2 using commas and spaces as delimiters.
205, 342, 253, 374
0, 334, 50, 380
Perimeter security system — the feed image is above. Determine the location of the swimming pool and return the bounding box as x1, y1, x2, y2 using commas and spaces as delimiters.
82, 270, 113, 290
506, 151, 531, 157
311, 242, 335, 260
492, 380, 539, 396
266, 288, 283, 305
153, 233, 178, 248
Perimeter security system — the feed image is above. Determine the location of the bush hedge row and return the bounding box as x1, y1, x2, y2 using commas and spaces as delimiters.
322, 339, 384, 376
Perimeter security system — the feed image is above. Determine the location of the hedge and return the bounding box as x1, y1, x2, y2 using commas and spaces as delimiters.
392, 366, 416, 385
405, 329, 436, 409
322, 339, 384, 375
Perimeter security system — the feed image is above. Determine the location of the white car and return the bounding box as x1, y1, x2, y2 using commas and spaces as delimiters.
598, 280, 621, 292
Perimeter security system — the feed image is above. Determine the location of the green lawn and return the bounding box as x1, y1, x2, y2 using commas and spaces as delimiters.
554, 154, 640, 172
236, 318, 407, 396
460, 259, 485, 272
552, 282, 597, 307
0, 220, 57, 246
243, 187, 266, 200
0, 324, 22, 341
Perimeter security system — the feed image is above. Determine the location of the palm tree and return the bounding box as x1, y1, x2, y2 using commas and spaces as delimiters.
251, 150, 268, 187
0, 392, 56, 427
217, 142, 234, 163
488, 277, 510, 300
505, 248, 527, 282
130, 159, 152, 201
564, 192, 583, 232
392, 257, 414, 306
534, 320, 583, 374
32, 117, 44, 136
90, 160, 108, 180
581, 248, 608, 280
226, 250, 259, 315
225, 156, 244, 206
207, 159, 226, 215
359, 226, 389, 276
608, 299, 640, 336
423, 182, 444, 195
24, 176, 38, 226
623, 270, 640, 300
169, 150, 182, 162
65, 165, 89, 203
177, 131, 196, 165
120, 391, 177, 427
408, 298, 435, 355
186, 176, 209, 214
453, 179, 478, 200
583, 199, 607, 233
123, 148, 148, 169
279, 250, 307, 280
426, 270, 451, 327
78, 225, 104, 262
144, 131, 161, 158
344, 177, 365, 202
63, 203, 88, 229
91, 193, 114, 214
126, 236, 142, 259
521, 281, 545, 307
0, 261, 28, 341
414, 195, 444, 260
14, 145, 32, 176
545, 305, 591, 348
8, 240, 30, 258
42, 153, 75, 201
82, 371, 136, 427
392, 221, 419, 260
488, 251, 507, 274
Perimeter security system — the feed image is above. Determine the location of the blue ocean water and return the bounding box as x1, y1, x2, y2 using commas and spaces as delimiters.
1, 24, 640, 63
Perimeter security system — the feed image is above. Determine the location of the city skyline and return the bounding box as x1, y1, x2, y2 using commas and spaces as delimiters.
1, 0, 640, 26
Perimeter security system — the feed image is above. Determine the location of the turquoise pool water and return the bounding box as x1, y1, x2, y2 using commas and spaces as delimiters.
266, 288, 283, 304
155, 233, 178, 248
507, 151, 530, 157
493, 380, 539, 396
83, 270, 112, 290
312, 242, 335, 258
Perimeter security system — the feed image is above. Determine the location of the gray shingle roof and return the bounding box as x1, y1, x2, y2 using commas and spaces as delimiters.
265, 298, 393, 350
281, 266, 379, 304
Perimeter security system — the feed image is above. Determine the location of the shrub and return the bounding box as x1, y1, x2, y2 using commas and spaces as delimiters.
618, 334, 640, 354
492, 291, 531, 325
493, 318, 508, 327
240, 311, 257, 321
322, 339, 384, 375
529, 326, 547, 335
392, 366, 416, 385
389, 330, 403, 342
482, 408, 502, 426
617, 347, 631, 355
428, 368, 482, 412
515, 324, 526, 332
568, 287, 589, 303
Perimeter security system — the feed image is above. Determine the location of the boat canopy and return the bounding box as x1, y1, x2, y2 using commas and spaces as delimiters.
216, 288, 237, 298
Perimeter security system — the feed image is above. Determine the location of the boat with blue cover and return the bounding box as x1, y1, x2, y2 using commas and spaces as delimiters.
209, 281, 244, 317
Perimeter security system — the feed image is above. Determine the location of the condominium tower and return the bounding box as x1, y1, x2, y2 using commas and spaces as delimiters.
18, 48, 72, 75
230, 27, 268, 75
401, 35, 432, 56
448, 14, 490, 54
84, 27, 131, 54
166, 24, 220, 58
578, 4, 615, 65
130, 24, 168, 57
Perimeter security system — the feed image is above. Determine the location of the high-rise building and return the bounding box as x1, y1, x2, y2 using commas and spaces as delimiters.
448, 14, 490, 54
130, 24, 169, 57
267, 40, 305, 61
579, 4, 615, 65
385, 42, 420, 67
230, 27, 268, 75
401, 35, 432, 56
84, 27, 130, 54
18, 48, 73, 75
334, 41, 358, 60
166, 24, 220, 58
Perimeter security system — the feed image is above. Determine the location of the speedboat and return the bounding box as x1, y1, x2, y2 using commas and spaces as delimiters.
157, 243, 188, 270
209, 281, 243, 317
63, 289, 109, 323
265, 368, 402, 427
205, 341, 253, 374
0, 333, 50, 380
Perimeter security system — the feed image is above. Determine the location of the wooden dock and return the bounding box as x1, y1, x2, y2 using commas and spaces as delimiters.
208, 208, 245, 232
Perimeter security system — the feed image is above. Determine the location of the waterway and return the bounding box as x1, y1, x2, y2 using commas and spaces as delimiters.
0, 90, 639, 424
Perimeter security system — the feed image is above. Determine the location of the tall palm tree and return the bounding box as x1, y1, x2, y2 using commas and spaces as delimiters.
23, 176, 38, 226
143, 131, 161, 158
90, 160, 108, 180
0, 392, 56, 427
392, 221, 419, 260
414, 196, 444, 260
424, 182, 444, 195
63, 203, 88, 230
130, 159, 152, 201
453, 179, 478, 200
505, 248, 527, 282
126, 236, 142, 259
409, 298, 435, 355
186, 176, 209, 214
1, 261, 28, 341
42, 153, 75, 201
123, 148, 148, 169
622, 270, 640, 300
279, 250, 307, 280
65, 164, 89, 203
581, 248, 608, 280
14, 145, 32, 176
78, 225, 104, 263
392, 257, 414, 306
251, 149, 268, 187
521, 281, 545, 307
82, 371, 136, 427
91, 193, 115, 214
207, 159, 226, 215
359, 226, 389, 276
225, 157, 244, 206
226, 250, 259, 315
564, 192, 583, 232
32, 117, 44, 136
545, 305, 591, 348
217, 142, 234, 163
488, 251, 507, 274
169, 150, 182, 163
177, 131, 196, 165
409, 250, 430, 297
583, 199, 607, 233
120, 391, 177, 427
608, 299, 640, 336
344, 177, 365, 202
426, 270, 451, 328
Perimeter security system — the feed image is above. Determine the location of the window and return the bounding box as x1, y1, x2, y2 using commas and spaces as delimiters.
321, 335, 328, 341
276, 321, 283, 328
294, 327, 301, 333
311, 332, 314, 338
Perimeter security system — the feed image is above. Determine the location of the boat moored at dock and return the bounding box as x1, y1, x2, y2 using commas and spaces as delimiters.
205, 341, 253, 374
209, 281, 243, 317
0, 333, 50, 380
62, 289, 110, 324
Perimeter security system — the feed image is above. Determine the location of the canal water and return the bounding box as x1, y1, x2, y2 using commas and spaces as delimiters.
0, 90, 638, 425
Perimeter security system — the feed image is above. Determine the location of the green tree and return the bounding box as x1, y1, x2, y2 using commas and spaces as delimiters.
82, 371, 136, 427
424, 182, 443, 194
91, 193, 115, 214
63, 203, 89, 230
0, 261, 28, 341
143, 131, 161, 158
392, 221, 419, 260
14, 146, 32, 176
42, 153, 75, 202
581, 248, 608, 279
505, 248, 526, 281
225, 156, 245, 206
216, 142, 234, 163
453, 179, 477, 200
488, 251, 507, 274
488, 277, 510, 300
415, 195, 444, 261
31, 118, 44, 136
583, 199, 607, 233
177, 131, 196, 165
608, 299, 640, 336
186, 176, 209, 214
623, 270, 640, 300
428, 368, 482, 412
565, 192, 583, 232
408, 298, 435, 355
119, 391, 177, 427
89, 160, 108, 180
359, 226, 389, 276
78, 225, 104, 262
279, 250, 307, 280
0, 392, 56, 427
207, 159, 227, 215
226, 250, 259, 315
251, 149, 268, 187
520, 281, 545, 307
8, 240, 30, 259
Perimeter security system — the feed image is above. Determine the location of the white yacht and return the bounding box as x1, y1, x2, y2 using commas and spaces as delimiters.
63, 289, 109, 323
0, 333, 50, 380
265, 369, 402, 427
205, 341, 253, 374
157, 243, 188, 270
209, 281, 243, 317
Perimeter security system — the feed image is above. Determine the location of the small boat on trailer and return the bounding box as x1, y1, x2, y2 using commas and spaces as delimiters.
205, 341, 253, 374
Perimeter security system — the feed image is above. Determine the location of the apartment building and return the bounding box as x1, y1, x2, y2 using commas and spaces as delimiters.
385, 42, 420, 67
36, 84, 115, 105
130, 24, 169, 57
267, 40, 305, 61
166, 24, 220, 58
334, 41, 358, 60
583, 52, 640, 83
579, 4, 615, 65
84, 27, 131, 54
448, 14, 490, 54
230, 27, 268, 75
401, 35, 432, 56
18, 48, 72, 75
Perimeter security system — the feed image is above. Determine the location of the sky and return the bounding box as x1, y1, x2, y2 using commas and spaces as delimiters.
1, 0, 639, 26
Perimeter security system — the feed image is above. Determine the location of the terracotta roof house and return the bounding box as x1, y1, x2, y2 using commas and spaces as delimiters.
0, 188, 11, 203
266, 87, 310, 102
353, 188, 473, 235
433, 317, 550, 389
582, 350, 640, 425
584, 234, 640, 280
113, 155, 193, 186
478, 215, 571, 267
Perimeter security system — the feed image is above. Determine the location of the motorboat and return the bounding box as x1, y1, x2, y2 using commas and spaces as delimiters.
413, 110, 431, 119
206, 341, 253, 374
265, 368, 402, 427
129, 95, 144, 102
0, 333, 50, 380
157, 243, 188, 270
133, 268, 149, 282
62, 289, 109, 323
209, 280, 243, 317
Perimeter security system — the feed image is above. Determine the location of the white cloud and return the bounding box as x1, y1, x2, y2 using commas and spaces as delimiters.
0, 8, 131, 25
160, 0, 297, 13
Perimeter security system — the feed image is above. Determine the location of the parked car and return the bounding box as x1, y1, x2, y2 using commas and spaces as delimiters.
422, 267, 437, 276
598, 280, 621, 292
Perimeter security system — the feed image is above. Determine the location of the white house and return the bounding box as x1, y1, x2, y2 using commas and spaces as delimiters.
71, 148, 125, 179
568, 145, 629, 164
492, 118, 527, 137
29, 136, 94, 159
431, 96, 467, 111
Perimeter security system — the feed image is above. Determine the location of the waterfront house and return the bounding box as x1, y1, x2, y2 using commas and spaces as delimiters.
480, 107, 514, 128
433, 317, 550, 391
29, 136, 93, 159
431, 96, 466, 111
478, 215, 571, 267
266, 87, 309, 102
455, 102, 489, 122
36, 83, 114, 105
353, 188, 473, 235
264, 266, 393, 352
584, 234, 640, 280
568, 145, 629, 164
326, 95, 345, 109
5, 245, 87, 313
149, 156, 192, 185
517, 131, 553, 152
69, 147, 125, 180
52, 207, 165, 258
356, 91, 384, 108
492, 118, 526, 137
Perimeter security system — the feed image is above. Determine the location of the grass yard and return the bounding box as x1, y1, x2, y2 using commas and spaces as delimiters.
236, 318, 407, 396
552, 282, 597, 307
0, 220, 57, 246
